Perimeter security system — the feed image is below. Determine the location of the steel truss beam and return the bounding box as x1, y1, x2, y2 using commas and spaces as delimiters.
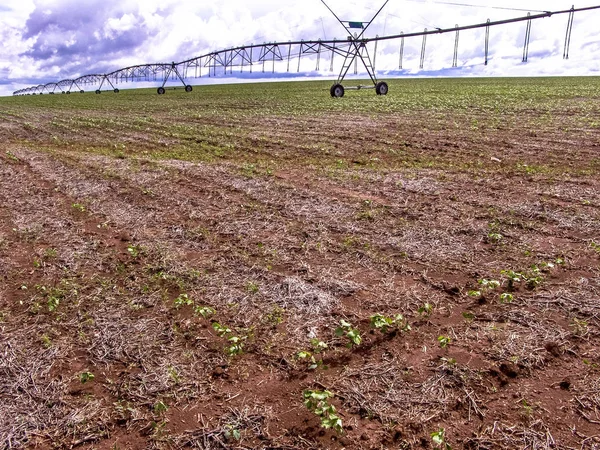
12, 5, 600, 96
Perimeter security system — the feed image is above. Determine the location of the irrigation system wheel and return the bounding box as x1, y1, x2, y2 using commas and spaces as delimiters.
66, 91, 71, 94
114, 88, 120, 93
330, 83, 345, 98
95, 90, 101, 94
157, 87, 166, 95
80, 90, 85, 94
375, 81, 389, 95
185, 85, 193, 92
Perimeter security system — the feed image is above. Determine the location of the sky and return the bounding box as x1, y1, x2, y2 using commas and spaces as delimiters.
1, 0, 600, 96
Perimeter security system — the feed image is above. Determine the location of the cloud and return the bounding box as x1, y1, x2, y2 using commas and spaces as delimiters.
2, 0, 600, 96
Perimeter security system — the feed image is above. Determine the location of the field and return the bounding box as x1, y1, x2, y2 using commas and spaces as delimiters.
1, 77, 599, 449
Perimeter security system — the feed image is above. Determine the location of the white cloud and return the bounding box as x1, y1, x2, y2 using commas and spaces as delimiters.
2, 0, 599, 96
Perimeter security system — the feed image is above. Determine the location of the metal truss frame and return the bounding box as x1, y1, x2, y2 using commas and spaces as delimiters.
12, 5, 600, 97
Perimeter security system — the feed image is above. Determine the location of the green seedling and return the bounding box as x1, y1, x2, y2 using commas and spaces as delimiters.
479, 279, 500, 289
47, 295, 60, 312
437, 336, 451, 348
370, 313, 411, 333
212, 322, 232, 336
153, 400, 168, 414
223, 424, 241, 441
212, 322, 245, 355
72, 203, 86, 212
525, 266, 544, 289
173, 293, 194, 308
127, 244, 141, 258
335, 320, 361, 347
501, 270, 523, 289
297, 339, 328, 370
499, 293, 514, 303
310, 338, 328, 352
303, 389, 343, 433
41, 334, 52, 348
194, 305, 216, 318
226, 336, 245, 355
570, 317, 589, 336
431, 428, 452, 449
79, 371, 95, 383
418, 302, 433, 317
487, 232, 503, 243
246, 281, 259, 293
167, 366, 180, 383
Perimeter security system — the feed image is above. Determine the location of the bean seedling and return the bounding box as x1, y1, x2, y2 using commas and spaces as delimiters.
370, 313, 411, 333
335, 320, 361, 347
303, 389, 343, 433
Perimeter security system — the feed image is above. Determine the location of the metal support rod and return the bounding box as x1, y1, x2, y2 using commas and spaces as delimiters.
420, 29, 427, 69
330, 39, 336, 71
287, 42, 292, 72
453, 25, 459, 67
484, 19, 490, 65
316, 41, 321, 71
563, 6, 575, 59
298, 41, 303, 72
523, 13, 532, 62
399, 33, 404, 69
373, 35, 378, 72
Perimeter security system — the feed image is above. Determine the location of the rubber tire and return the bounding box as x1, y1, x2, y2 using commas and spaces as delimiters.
157, 87, 166, 95
95, 90, 101, 94
66, 91, 71, 95
375, 81, 389, 96
330, 83, 344, 98
185, 85, 193, 92
114, 88, 120, 94
80, 90, 84, 94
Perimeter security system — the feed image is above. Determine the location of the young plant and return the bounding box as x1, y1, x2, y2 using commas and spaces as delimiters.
212, 322, 246, 355
370, 313, 411, 333
303, 389, 343, 433
431, 428, 451, 450
173, 293, 194, 308
212, 322, 232, 336
127, 244, 141, 258
417, 302, 433, 317
194, 305, 216, 318
487, 232, 503, 243
297, 339, 329, 370
437, 336, 451, 348
479, 279, 500, 289
153, 400, 168, 414
499, 293, 514, 303
570, 317, 589, 337
79, 371, 95, 383
335, 320, 361, 347
72, 203, 86, 212
226, 335, 245, 356
47, 295, 60, 312
223, 424, 241, 442
501, 270, 523, 290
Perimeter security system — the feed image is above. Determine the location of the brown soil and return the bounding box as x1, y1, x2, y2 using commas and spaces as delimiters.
1, 82, 599, 449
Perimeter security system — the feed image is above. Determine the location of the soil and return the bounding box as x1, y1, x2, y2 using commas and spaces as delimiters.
0, 79, 599, 449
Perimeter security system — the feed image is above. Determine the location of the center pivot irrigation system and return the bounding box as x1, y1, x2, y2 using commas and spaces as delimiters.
12, 2, 600, 98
